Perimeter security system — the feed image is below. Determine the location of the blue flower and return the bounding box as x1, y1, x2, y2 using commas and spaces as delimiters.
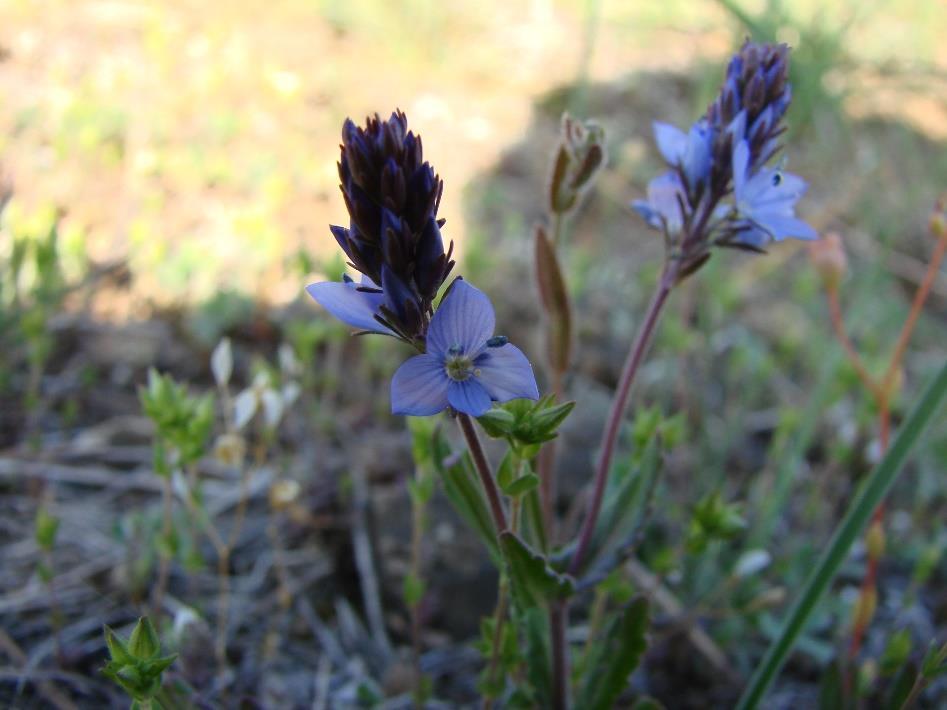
732, 140, 817, 243
653, 119, 714, 189
390, 280, 539, 417
306, 274, 395, 335
632, 172, 686, 234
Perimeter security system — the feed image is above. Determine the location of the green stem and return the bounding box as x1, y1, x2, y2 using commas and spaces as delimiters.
736, 361, 947, 710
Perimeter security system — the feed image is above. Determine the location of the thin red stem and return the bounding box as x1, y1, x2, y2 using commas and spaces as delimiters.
569, 260, 679, 576
826, 286, 883, 400
883, 234, 947, 391
457, 413, 508, 534
538, 369, 564, 542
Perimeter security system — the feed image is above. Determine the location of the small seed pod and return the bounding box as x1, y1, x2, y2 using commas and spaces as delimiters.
866, 519, 886, 560
852, 587, 878, 632
808, 232, 847, 290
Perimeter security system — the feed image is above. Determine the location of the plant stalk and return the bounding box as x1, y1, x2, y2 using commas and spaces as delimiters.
568, 259, 678, 576
457, 413, 508, 533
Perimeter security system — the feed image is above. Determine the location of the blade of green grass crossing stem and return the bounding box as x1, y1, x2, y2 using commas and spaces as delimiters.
737, 361, 947, 710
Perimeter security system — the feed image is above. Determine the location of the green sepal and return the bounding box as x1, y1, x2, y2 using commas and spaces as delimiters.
128, 617, 161, 659
104, 626, 134, 666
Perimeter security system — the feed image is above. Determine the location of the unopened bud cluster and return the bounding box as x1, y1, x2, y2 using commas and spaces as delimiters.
548, 114, 606, 215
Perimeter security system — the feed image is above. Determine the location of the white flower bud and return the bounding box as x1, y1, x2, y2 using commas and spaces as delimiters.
210, 337, 233, 387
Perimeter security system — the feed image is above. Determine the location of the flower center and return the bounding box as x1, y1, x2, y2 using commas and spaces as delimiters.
444, 348, 475, 382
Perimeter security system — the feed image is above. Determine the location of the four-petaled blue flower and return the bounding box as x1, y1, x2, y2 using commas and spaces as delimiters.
391, 280, 539, 417
732, 139, 817, 246
306, 274, 394, 336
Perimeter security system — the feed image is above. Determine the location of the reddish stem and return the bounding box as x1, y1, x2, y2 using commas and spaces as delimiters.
569, 260, 679, 576
457, 413, 508, 534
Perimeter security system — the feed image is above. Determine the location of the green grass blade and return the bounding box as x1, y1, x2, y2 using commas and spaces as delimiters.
736, 361, 947, 710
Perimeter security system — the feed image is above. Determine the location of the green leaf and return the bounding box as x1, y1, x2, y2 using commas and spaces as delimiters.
584, 438, 662, 572
497, 449, 518, 491
880, 630, 913, 676
883, 661, 917, 710
500, 531, 574, 609
432, 433, 499, 560
921, 640, 947, 679
522, 487, 548, 553
503, 473, 540, 498
737, 361, 947, 710
403, 573, 426, 607
522, 607, 551, 708
575, 597, 650, 710
34, 508, 59, 550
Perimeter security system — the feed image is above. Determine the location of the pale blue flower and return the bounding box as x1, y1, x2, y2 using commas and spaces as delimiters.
732, 139, 817, 243
390, 280, 539, 417
653, 119, 714, 188
306, 275, 394, 335
632, 172, 686, 234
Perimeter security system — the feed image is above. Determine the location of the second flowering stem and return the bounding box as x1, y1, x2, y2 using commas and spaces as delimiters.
569, 258, 679, 576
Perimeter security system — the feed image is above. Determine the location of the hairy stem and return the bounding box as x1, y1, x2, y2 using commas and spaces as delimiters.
152, 475, 174, 618
826, 287, 883, 400
457, 413, 508, 533
550, 603, 569, 710
409, 470, 428, 709
569, 260, 678, 576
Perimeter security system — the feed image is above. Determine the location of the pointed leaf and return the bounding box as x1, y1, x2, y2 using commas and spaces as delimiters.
500, 531, 574, 609
502, 473, 540, 498
432, 432, 499, 560
575, 597, 650, 710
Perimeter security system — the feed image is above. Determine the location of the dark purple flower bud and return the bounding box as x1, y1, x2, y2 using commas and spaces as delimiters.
328, 110, 454, 342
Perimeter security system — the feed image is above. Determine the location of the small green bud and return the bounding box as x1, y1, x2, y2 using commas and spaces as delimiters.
128, 617, 161, 659
35, 507, 60, 551
403, 572, 426, 607
104, 626, 134, 666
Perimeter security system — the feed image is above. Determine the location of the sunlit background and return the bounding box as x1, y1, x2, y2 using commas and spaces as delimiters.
1, 0, 945, 308
3, 1, 947, 707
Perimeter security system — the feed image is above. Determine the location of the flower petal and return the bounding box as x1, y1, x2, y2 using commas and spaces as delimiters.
391, 354, 450, 416
306, 280, 393, 334
732, 140, 750, 199
644, 172, 686, 234
474, 344, 540, 403
752, 213, 818, 241
653, 121, 687, 165
426, 280, 495, 358
447, 379, 493, 417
